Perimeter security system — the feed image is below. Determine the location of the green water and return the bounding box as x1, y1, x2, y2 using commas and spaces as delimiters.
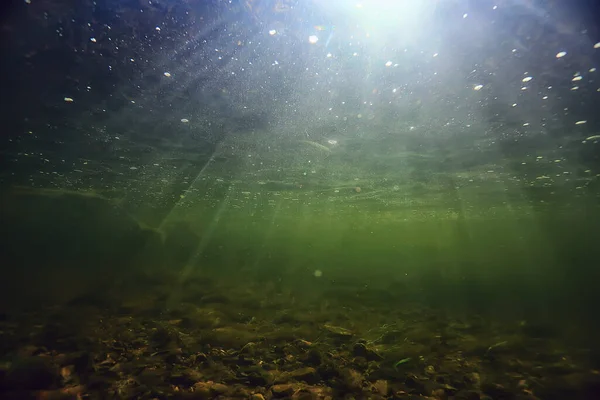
2, 183, 598, 341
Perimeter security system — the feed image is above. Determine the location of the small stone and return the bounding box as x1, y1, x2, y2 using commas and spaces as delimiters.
210, 382, 229, 394
272, 383, 296, 397
372, 380, 389, 396
352, 342, 383, 361
295, 339, 313, 348
465, 372, 481, 388
193, 381, 230, 397
341, 368, 363, 391
292, 389, 314, 400
192, 382, 211, 397
303, 348, 322, 366
239, 342, 259, 356
251, 394, 266, 400
323, 324, 353, 337
242, 367, 274, 386
286, 367, 319, 384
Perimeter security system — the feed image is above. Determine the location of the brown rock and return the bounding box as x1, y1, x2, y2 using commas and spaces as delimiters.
272, 383, 296, 397
340, 368, 363, 392
291, 385, 334, 400
251, 394, 266, 400
286, 367, 319, 384
291, 389, 315, 400
191, 382, 211, 399
192, 381, 230, 397
352, 342, 383, 361
372, 380, 389, 396
322, 324, 353, 337
210, 383, 229, 394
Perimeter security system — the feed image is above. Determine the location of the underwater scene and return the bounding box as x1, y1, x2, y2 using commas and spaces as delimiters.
1, 0, 600, 399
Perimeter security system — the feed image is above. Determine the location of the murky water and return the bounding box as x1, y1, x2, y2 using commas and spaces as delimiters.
1, 0, 600, 398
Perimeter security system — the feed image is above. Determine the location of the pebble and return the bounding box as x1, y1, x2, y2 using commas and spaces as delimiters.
372, 379, 389, 396
352, 342, 383, 361
271, 383, 296, 397
279, 367, 319, 384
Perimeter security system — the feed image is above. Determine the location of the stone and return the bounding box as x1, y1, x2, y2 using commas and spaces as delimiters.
210, 382, 229, 394
340, 368, 363, 392
352, 342, 383, 361
322, 324, 353, 337
424, 365, 435, 375
303, 348, 322, 366
272, 383, 296, 397
192, 381, 231, 397
240, 367, 274, 386
372, 380, 389, 396
286, 367, 319, 384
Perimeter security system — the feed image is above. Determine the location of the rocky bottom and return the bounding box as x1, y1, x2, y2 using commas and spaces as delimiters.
0, 271, 599, 400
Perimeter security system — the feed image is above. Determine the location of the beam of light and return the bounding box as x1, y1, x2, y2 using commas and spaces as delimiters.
166, 184, 234, 308
315, 0, 439, 30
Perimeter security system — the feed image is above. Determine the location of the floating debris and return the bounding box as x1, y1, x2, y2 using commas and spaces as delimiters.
300, 140, 331, 153
394, 358, 412, 369
485, 340, 508, 355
